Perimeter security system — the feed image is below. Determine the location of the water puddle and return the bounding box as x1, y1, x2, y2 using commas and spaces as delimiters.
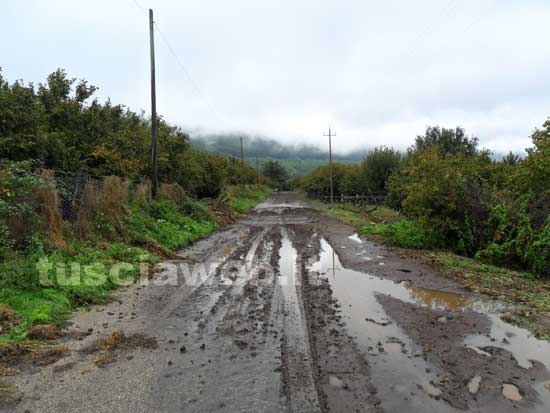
348, 233, 362, 243
279, 233, 298, 289
309, 238, 550, 411
464, 314, 550, 371
310, 239, 455, 412
278, 230, 321, 410
502, 383, 523, 401
468, 376, 482, 394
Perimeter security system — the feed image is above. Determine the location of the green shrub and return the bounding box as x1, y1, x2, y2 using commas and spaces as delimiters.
0, 160, 45, 252
126, 199, 217, 250
525, 221, 550, 277
360, 146, 401, 192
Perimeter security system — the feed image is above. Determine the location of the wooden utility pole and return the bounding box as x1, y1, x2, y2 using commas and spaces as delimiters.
149, 9, 158, 199
324, 126, 336, 204
256, 157, 260, 184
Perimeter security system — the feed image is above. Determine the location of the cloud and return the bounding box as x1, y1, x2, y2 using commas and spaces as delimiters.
2, 0, 550, 154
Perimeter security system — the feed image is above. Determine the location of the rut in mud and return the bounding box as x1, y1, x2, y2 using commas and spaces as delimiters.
4, 192, 550, 413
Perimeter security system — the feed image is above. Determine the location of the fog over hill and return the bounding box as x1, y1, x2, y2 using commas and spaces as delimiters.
190, 134, 367, 162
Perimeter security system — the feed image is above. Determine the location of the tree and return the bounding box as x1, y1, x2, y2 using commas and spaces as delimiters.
502, 151, 521, 166
0, 69, 260, 198
361, 147, 401, 192
412, 126, 478, 157
262, 160, 288, 187
517, 119, 550, 195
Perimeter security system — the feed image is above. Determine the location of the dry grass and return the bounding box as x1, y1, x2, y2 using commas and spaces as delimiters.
101, 176, 129, 232
35, 170, 67, 250
0, 305, 21, 336
159, 183, 186, 204
0, 342, 68, 367
85, 330, 158, 367
75, 176, 129, 239
27, 324, 63, 341
133, 180, 151, 203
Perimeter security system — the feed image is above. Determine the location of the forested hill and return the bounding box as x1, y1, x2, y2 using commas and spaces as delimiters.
190, 134, 366, 162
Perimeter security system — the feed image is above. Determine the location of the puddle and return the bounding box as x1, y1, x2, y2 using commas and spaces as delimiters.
310, 242, 487, 315
502, 383, 523, 401
278, 234, 298, 288
534, 381, 550, 409
277, 230, 320, 408
310, 239, 454, 412
468, 376, 482, 394
348, 234, 362, 243
464, 314, 550, 371
309, 238, 550, 411
382, 342, 403, 353
404, 283, 471, 312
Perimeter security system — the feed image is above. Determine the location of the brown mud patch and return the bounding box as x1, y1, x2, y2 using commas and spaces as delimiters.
0, 343, 69, 374
83, 330, 158, 367
27, 324, 63, 341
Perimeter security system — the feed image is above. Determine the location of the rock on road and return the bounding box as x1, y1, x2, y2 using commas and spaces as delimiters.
6, 192, 550, 412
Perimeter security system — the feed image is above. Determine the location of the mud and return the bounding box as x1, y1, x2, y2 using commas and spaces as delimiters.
3, 192, 550, 412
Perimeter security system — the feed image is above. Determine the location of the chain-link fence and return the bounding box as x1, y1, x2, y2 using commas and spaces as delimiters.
51, 171, 97, 222
43, 170, 150, 223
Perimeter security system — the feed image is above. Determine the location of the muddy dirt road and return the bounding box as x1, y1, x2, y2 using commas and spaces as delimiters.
6, 192, 550, 412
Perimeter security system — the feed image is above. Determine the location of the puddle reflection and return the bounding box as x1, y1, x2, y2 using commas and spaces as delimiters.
310, 238, 550, 411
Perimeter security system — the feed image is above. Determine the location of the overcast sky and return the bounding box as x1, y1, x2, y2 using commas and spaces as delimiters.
2, 0, 550, 154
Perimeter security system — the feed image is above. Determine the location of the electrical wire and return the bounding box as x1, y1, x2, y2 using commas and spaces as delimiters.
129, 0, 226, 126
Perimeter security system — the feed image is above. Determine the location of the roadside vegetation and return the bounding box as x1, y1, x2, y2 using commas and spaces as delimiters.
0, 69, 272, 344
0, 160, 270, 343
297, 125, 550, 338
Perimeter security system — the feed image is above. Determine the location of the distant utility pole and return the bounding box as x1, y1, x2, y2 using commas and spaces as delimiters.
149, 9, 158, 199
240, 137, 244, 164
256, 157, 260, 184
324, 126, 336, 204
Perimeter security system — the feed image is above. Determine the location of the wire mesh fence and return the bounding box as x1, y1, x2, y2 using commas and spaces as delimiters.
52, 171, 96, 222
43, 170, 150, 223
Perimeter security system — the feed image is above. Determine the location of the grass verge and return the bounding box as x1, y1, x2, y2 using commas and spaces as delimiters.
227, 185, 272, 213
0, 186, 270, 344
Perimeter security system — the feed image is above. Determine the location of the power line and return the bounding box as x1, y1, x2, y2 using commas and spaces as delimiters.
402, 0, 496, 61
131, 0, 148, 17
129, 0, 226, 126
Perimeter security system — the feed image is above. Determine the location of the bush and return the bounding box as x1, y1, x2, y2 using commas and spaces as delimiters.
0, 160, 45, 253
125, 199, 217, 250
360, 146, 401, 192
387, 123, 550, 277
